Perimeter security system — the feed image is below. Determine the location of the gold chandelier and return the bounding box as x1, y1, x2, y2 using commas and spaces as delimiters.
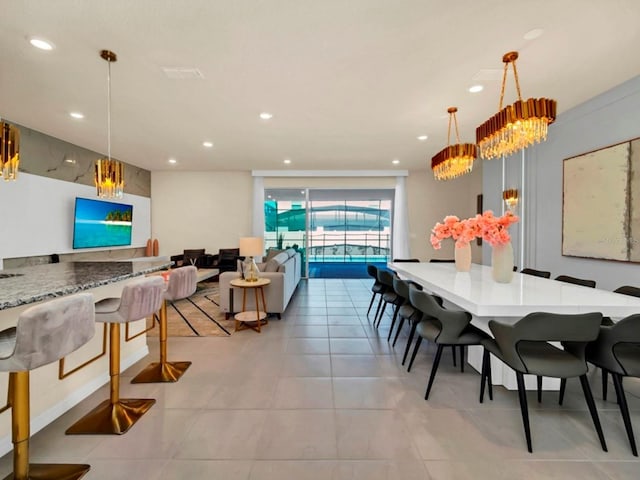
476, 51, 557, 160
95, 50, 124, 199
431, 107, 476, 180
1, 121, 20, 182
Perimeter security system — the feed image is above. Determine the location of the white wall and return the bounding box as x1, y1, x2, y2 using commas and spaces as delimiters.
0, 173, 151, 269
150, 169, 483, 264
151, 171, 253, 257
407, 164, 483, 263
483, 75, 640, 290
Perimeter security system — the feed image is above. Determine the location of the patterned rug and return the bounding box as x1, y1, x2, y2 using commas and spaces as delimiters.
146, 282, 234, 337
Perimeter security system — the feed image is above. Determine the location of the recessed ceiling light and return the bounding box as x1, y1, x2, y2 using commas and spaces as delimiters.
64, 157, 76, 164
523, 28, 544, 40
29, 37, 54, 50
392, 159, 400, 165
283, 159, 291, 164
468, 85, 484, 93
259, 112, 273, 120
69, 112, 84, 119
417, 135, 428, 141
168, 158, 177, 164
202, 141, 213, 148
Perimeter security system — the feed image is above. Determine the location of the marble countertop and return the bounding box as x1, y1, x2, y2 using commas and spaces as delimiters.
0, 260, 171, 310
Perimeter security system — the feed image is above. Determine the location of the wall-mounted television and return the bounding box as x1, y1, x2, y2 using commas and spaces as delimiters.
73, 197, 133, 249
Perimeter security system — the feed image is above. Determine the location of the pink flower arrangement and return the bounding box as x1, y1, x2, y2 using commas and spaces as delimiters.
430, 210, 518, 249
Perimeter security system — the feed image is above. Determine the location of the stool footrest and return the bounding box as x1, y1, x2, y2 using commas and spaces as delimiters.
2, 463, 91, 480
131, 361, 192, 383
65, 398, 155, 435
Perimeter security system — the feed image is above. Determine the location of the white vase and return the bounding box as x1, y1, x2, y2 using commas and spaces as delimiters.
491, 241, 514, 283
454, 243, 472, 272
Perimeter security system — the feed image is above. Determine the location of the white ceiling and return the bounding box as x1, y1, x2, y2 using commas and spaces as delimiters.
1, 0, 640, 173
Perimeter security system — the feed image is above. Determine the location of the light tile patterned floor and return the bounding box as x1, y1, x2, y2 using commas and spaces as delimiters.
2, 278, 639, 479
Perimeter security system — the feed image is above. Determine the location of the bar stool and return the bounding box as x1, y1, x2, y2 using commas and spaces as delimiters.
66, 276, 165, 435
132, 266, 196, 383
0, 293, 95, 480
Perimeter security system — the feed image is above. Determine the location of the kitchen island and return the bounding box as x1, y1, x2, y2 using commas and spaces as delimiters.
0, 260, 170, 455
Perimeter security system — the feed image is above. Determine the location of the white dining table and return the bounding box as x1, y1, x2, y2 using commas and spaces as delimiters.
389, 262, 640, 390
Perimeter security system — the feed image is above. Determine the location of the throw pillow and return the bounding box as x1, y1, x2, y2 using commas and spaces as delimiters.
265, 248, 285, 262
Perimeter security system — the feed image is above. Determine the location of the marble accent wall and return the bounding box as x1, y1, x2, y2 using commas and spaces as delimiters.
3, 247, 148, 269
16, 123, 150, 197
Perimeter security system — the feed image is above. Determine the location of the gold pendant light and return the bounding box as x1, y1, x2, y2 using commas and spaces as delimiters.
431, 107, 476, 180
95, 50, 124, 199
476, 51, 557, 160
0, 121, 20, 182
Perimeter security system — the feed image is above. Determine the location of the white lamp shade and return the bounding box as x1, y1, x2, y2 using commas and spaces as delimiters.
239, 237, 264, 257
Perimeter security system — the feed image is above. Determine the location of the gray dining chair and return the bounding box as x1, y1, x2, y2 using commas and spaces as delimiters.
585, 313, 640, 456
555, 275, 596, 288
480, 311, 607, 453
408, 289, 489, 400
521, 268, 551, 279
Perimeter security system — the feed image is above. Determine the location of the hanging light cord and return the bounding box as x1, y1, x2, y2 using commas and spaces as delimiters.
106, 57, 112, 162
446, 107, 461, 146
499, 53, 523, 110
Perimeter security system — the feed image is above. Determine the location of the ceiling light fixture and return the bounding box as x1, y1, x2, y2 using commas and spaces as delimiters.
29, 37, 54, 50
95, 50, 124, 199
392, 159, 400, 165
202, 141, 213, 148
476, 51, 556, 160
70, 112, 84, 119
259, 112, 273, 120
431, 107, 476, 181
1, 121, 20, 182
523, 28, 544, 40
417, 135, 428, 141
468, 85, 484, 93
168, 158, 177, 164
283, 159, 291, 164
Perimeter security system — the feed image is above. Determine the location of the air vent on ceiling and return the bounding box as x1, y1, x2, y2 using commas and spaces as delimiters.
161, 67, 205, 79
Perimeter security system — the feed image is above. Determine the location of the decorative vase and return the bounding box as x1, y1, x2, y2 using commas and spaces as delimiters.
491, 241, 514, 283
454, 243, 472, 272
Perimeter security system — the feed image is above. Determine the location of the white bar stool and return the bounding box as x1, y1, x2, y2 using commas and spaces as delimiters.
0, 293, 95, 480
132, 266, 196, 383
66, 276, 165, 435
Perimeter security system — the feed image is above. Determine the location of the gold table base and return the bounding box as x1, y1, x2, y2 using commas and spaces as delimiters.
2, 463, 90, 480
131, 361, 191, 383
65, 399, 155, 435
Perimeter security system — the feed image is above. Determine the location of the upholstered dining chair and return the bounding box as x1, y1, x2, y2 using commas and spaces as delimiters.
555, 275, 596, 288
584, 313, 640, 456
521, 268, 551, 279
601, 285, 640, 326
366, 264, 384, 317
429, 258, 455, 263
374, 269, 402, 329
393, 258, 421, 263
480, 311, 607, 453
408, 289, 489, 400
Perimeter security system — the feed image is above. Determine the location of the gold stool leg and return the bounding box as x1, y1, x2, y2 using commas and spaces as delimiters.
66, 323, 155, 435
131, 300, 191, 383
4, 372, 90, 480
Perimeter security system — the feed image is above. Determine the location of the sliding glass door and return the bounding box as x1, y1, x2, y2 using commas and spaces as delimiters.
264, 188, 393, 278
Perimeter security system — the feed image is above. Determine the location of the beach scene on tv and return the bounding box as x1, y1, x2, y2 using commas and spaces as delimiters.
73, 198, 133, 249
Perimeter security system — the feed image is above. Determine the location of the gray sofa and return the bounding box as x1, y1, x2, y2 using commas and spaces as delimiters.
219, 248, 302, 318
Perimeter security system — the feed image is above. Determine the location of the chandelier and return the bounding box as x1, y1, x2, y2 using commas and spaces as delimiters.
1, 121, 20, 182
95, 50, 124, 198
476, 51, 557, 160
431, 107, 476, 180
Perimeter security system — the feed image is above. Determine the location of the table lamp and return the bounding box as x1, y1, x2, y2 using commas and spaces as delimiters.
239, 237, 264, 282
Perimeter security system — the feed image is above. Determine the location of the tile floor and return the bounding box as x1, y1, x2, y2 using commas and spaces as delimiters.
2, 278, 639, 479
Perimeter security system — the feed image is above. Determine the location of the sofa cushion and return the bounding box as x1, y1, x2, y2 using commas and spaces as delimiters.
264, 252, 289, 272
265, 248, 285, 262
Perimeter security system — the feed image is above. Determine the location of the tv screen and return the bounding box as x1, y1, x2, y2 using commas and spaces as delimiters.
73, 197, 133, 249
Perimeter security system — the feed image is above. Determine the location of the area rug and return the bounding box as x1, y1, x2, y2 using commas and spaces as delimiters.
146, 282, 234, 337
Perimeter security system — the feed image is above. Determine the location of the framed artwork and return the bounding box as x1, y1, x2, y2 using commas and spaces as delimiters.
562, 138, 640, 262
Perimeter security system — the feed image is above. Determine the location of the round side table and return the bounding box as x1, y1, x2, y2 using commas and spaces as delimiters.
229, 277, 271, 333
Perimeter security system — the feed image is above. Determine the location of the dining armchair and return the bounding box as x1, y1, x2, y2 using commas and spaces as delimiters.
521, 268, 551, 279
555, 275, 596, 288
480, 311, 607, 453
408, 289, 489, 400
585, 313, 640, 456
